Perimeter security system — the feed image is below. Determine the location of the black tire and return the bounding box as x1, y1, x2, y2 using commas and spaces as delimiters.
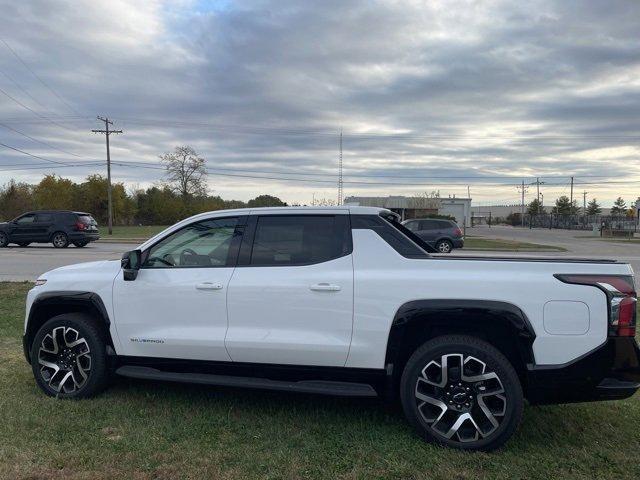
400, 335, 523, 451
18, 242, 30, 247
51, 231, 69, 248
0, 232, 8, 247
30, 313, 109, 399
73, 241, 88, 248
435, 239, 453, 253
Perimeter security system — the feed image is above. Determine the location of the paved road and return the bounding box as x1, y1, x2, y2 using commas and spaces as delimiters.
463, 225, 640, 272
2, 226, 639, 282
0, 242, 132, 281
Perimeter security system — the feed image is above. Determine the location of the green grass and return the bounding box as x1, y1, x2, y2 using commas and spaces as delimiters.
1, 282, 639, 479
464, 236, 567, 252
97, 225, 168, 242
574, 236, 640, 245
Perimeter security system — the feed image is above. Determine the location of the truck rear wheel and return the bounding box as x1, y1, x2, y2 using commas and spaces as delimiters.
30, 313, 109, 398
400, 335, 523, 451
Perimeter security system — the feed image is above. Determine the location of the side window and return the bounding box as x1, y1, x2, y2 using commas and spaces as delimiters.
404, 220, 419, 232
16, 214, 35, 224
249, 215, 350, 266
35, 214, 53, 222
419, 220, 436, 230
143, 217, 239, 268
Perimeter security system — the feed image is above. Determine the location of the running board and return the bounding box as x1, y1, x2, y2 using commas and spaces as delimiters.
115, 365, 378, 397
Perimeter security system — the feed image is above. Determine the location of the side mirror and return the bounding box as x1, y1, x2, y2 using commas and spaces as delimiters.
121, 249, 141, 281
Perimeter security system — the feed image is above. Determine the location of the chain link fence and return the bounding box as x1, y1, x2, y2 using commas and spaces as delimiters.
516, 213, 638, 232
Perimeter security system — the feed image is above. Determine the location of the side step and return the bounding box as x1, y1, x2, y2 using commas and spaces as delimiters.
115, 365, 378, 397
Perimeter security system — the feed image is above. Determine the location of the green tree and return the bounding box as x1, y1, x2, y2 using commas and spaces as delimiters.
552, 196, 576, 215
610, 197, 627, 216
527, 198, 544, 215
33, 174, 76, 210
246, 195, 286, 208
160, 146, 208, 198
586, 198, 602, 215
0, 180, 34, 220
76, 175, 136, 226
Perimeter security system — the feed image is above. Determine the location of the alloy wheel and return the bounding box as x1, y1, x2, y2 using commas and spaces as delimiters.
52, 233, 67, 248
437, 241, 452, 253
414, 353, 506, 443
37, 326, 92, 393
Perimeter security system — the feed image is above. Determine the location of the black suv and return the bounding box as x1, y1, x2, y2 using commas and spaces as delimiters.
402, 218, 464, 253
0, 210, 99, 248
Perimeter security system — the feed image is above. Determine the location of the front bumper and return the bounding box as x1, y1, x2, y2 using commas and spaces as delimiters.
526, 337, 640, 405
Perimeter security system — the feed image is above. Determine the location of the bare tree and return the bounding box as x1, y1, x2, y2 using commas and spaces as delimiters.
159, 146, 207, 197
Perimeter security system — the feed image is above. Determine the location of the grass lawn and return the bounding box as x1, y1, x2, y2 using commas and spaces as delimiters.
1, 282, 639, 479
464, 236, 567, 252
574, 236, 640, 245
97, 225, 168, 243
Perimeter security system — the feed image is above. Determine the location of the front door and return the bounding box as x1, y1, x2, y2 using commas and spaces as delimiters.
225, 214, 354, 366
10, 213, 38, 242
112, 216, 243, 361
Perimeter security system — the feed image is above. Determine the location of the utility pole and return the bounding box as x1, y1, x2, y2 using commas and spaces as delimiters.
583, 190, 588, 216
92, 116, 122, 235
517, 181, 529, 227
570, 176, 574, 207
337, 129, 343, 205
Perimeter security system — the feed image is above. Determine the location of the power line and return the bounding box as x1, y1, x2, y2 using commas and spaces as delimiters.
0, 67, 56, 114
0, 141, 71, 166
0, 85, 76, 131
0, 162, 104, 172
0, 38, 84, 117
0, 121, 99, 159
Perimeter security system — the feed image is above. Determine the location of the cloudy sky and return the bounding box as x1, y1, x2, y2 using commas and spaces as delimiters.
1, 0, 639, 206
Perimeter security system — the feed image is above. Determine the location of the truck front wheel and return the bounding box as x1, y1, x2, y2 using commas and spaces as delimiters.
30, 313, 109, 398
400, 335, 523, 451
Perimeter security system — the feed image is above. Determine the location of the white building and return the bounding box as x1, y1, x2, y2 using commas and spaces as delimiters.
344, 195, 472, 227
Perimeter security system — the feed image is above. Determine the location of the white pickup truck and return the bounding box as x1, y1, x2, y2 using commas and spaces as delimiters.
23, 207, 640, 450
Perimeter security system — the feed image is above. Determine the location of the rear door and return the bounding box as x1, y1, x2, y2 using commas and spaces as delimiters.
34, 213, 55, 241
225, 213, 354, 366
417, 219, 438, 243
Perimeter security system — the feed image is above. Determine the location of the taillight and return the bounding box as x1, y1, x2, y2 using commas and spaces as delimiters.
75, 221, 86, 231
453, 227, 462, 237
555, 274, 637, 337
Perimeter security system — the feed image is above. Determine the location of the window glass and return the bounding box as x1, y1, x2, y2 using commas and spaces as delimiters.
419, 220, 436, 230
35, 214, 53, 222
16, 214, 35, 224
404, 220, 419, 232
144, 217, 238, 268
250, 215, 348, 266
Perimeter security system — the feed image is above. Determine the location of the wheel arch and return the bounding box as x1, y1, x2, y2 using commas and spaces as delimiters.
384, 299, 535, 395
25, 291, 113, 364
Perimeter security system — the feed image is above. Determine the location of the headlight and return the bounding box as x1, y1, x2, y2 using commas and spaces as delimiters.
34, 279, 47, 286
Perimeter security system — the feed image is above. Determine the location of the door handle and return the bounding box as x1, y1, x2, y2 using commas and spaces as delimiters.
309, 283, 341, 292
195, 282, 223, 291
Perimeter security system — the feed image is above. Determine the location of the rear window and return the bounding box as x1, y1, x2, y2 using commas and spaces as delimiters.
249, 215, 351, 266
78, 215, 96, 225
352, 214, 435, 256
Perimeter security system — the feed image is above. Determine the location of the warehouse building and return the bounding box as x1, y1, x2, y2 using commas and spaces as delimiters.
344, 195, 472, 227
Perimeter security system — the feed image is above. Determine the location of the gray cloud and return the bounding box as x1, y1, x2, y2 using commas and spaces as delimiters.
0, 0, 639, 205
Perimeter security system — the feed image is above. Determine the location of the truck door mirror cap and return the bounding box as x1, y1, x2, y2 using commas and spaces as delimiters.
121, 249, 141, 281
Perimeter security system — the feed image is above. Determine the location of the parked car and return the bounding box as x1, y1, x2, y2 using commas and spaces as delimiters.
0, 210, 99, 248
23, 207, 639, 450
402, 218, 463, 253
